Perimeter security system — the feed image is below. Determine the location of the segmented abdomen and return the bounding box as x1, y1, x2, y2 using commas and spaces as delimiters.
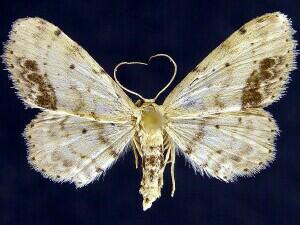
139, 144, 165, 210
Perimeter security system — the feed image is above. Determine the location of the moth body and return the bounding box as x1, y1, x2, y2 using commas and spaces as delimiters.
133, 102, 168, 210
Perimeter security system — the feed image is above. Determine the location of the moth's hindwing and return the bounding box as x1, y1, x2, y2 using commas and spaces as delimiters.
166, 109, 278, 181
26, 111, 134, 187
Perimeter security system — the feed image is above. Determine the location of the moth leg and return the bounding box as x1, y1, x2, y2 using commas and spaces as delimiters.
164, 144, 171, 166
131, 139, 139, 169
133, 135, 143, 156
170, 146, 176, 197
163, 134, 171, 166
132, 134, 143, 169
163, 132, 176, 196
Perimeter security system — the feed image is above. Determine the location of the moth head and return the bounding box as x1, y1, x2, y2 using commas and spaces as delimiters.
113, 53, 177, 103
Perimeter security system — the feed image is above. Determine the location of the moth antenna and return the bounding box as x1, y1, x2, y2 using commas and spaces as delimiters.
150, 54, 177, 101
114, 61, 148, 101
113, 54, 177, 102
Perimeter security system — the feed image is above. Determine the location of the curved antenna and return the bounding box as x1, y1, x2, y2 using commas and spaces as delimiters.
149, 54, 177, 101
114, 61, 148, 101
113, 54, 177, 101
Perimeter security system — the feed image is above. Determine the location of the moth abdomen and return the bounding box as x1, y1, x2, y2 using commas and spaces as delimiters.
140, 145, 165, 211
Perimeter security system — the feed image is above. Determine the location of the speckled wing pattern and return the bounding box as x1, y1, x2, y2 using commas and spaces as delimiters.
164, 12, 297, 181
3, 18, 136, 186
26, 112, 134, 187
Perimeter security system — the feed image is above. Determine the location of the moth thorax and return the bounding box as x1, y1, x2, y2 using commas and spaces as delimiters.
139, 105, 164, 151
140, 105, 163, 131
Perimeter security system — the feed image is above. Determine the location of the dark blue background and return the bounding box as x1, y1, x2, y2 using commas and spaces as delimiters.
0, 1, 299, 225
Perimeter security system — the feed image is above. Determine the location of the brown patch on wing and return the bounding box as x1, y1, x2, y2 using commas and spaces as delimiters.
54, 29, 61, 36
95, 167, 103, 173
260, 58, 276, 70
230, 155, 242, 163
11, 57, 57, 109
214, 94, 225, 109
241, 70, 263, 108
96, 125, 109, 144
82, 128, 87, 134
257, 17, 266, 23
24, 60, 39, 71
66, 44, 85, 59
219, 40, 232, 52
239, 27, 247, 35
242, 56, 286, 108
63, 159, 73, 167
185, 131, 204, 155
109, 150, 119, 158
27, 72, 57, 109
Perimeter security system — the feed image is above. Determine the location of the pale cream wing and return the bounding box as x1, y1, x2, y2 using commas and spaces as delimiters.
163, 12, 297, 181
166, 109, 278, 181
3, 17, 135, 122
25, 111, 134, 187
163, 12, 296, 117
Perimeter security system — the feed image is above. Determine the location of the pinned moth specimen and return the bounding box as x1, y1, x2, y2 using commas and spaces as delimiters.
3, 12, 297, 210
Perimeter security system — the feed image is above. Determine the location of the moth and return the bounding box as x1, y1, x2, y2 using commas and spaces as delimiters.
3, 12, 297, 210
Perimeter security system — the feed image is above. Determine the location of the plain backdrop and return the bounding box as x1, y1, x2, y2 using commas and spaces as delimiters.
0, 1, 299, 225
